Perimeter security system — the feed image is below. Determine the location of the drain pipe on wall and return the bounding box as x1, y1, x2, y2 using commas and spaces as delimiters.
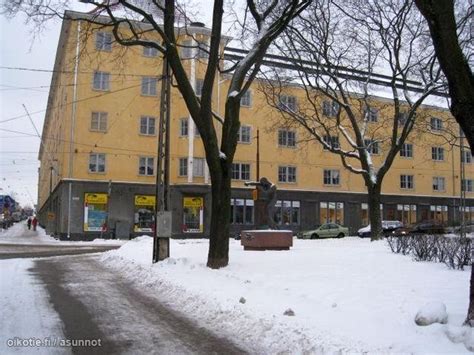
67, 20, 81, 239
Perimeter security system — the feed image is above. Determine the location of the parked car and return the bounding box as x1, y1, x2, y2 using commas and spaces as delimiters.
450, 222, 474, 234
393, 220, 446, 235
300, 223, 349, 239
357, 220, 404, 238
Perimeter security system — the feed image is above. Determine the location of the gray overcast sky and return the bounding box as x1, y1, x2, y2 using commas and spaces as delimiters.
0, 12, 62, 208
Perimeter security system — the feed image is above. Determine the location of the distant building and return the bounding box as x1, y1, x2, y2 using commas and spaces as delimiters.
37, 11, 473, 239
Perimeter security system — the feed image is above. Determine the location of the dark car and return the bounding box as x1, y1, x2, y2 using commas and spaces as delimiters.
393, 220, 445, 235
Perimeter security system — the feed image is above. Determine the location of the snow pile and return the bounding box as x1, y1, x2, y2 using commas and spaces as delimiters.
415, 302, 448, 326
101, 237, 472, 354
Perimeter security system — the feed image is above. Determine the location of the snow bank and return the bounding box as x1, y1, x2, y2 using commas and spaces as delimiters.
101, 237, 472, 354
415, 302, 448, 326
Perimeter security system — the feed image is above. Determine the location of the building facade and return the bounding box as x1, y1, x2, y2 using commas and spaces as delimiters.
37, 11, 474, 239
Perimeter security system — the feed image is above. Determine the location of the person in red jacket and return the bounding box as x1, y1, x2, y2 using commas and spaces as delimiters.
32, 216, 38, 231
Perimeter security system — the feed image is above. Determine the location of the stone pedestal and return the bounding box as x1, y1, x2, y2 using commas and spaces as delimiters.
240, 230, 293, 251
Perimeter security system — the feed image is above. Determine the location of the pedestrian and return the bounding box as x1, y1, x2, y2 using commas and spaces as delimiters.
27, 217, 32, 230
32, 216, 38, 231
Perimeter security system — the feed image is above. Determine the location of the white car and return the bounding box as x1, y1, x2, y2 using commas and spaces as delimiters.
358, 220, 403, 238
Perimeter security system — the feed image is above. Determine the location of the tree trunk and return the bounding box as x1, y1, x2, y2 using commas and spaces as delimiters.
206, 165, 231, 269
368, 184, 383, 241
466, 262, 474, 326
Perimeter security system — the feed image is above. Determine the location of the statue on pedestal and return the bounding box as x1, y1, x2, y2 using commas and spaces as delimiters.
244, 177, 277, 229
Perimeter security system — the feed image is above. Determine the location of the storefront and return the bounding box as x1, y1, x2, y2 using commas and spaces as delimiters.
182, 196, 204, 233
83, 193, 108, 232
134, 195, 156, 233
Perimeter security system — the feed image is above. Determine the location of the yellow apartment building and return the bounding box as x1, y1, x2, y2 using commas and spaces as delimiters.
37, 11, 474, 239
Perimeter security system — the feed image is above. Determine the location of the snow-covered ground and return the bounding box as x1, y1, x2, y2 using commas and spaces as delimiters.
0, 222, 126, 246
102, 236, 473, 354
0, 258, 67, 355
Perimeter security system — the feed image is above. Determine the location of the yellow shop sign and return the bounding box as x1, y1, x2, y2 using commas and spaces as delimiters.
135, 195, 156, 206
183, 197, 203, 208
85, 193, 108, 204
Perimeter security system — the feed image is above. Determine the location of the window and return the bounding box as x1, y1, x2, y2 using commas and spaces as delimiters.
322, 100, 340, 117
240, 90, 252, 107
197, 41, 209, 59
433, 177, 445, 192
238, 126, 251, 143
181, 40, 193, 59
230, 199, 254, 225
400, 143, 413, 158
89, 153, 105, 173
320, 202, 344, 224
400, 174, 414, 189
179, 158, 188, 176
278, 166, 297, 183
397, 111, 408, 126
278, 129, 296, 147
140, 116, 156, 135
430, 117, 443, 131
180, 118, 189, 137
193, 158, 205, 177
232, 163, 250, 180
323, 135, 340, 150
462, 150, 473, 163
274, 200, 300, 225
279, 95, 297, 111
460, 206, 474, 223
93, 71, 110, 91
91, 112, 107, 132
364, 139, 380, 155
141, 77, 158, 96
365, 107, 378, 122
397, 204, 417, 225
195, 79, 204, 97
139, 157, 154, 176
323, 169, 340, 185
143, 46, 158, 57
462, 179, 474, 192
95, 32, 112, 51
432, 146, 445, 161
430, 205, 448, 224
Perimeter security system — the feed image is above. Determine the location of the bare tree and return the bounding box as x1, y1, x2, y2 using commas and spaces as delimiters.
4, 0, 310, 268
414, 0, 474, 154
262, 0, 444, 240
412, 0, 474, 327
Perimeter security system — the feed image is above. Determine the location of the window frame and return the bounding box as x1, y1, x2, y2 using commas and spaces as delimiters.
323, 169, 340, 186
92, 71, 110, 91
278, 129, 296, 148
278, 166, 297, 183
279, 95, 297, 112
95, 32, 112, 52
240, 90, 252, 107
143, 46, 158, 57
432, 176, 446, 192
238, 125, 252, 143
430, 117, 443, 131
138, 156, 155, 176
88, 153, 106, 173
141, 76, 158, 96
179, 158, 188, 176
431, 146, 445, 161
90, 111, 108, 132
140, 116, 156, 136
400, 143, 413, 158
180, 118, 189, 137
231, 163, 251, 180
400, 174, 414, 189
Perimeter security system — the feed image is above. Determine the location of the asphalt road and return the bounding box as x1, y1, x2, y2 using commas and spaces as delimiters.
31, 255, 246, 355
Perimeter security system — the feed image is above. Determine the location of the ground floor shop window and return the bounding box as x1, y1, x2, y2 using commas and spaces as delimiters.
134, 195, 155, 232
183, 197, 204, 233
430, 205, 448, 224
460, 206, 474, 223
230, 199, 254, 224
320, 202, 344, 224
84, 193, 108, 232
274, 200, 300, 225
396, 204, 417, 225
